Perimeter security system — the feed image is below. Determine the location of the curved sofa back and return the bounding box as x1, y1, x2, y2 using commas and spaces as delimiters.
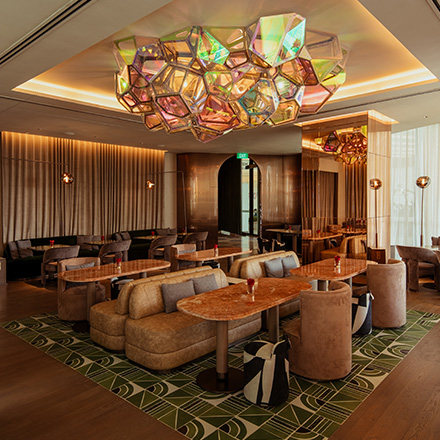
115, 266, 211, 315
128, 267, 228, 320
239, 251, 300, 279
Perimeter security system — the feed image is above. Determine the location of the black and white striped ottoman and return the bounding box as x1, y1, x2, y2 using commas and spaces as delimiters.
243, 338, 290, 406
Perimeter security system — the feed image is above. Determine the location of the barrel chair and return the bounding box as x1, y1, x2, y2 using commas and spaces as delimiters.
283, 281, 352, 381
368, 259, 407, 328
183, 231, 208, 251
41, 245, 80, 286
98, 240, 131, 265
170, 244, 197, 271
148, 234, 177, 261
396, 245, 439, 291
57, 257, 106, 321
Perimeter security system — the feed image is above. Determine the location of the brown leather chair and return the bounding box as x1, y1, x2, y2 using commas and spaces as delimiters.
283, 281, 352, 380
41, 245, 80, 286
183, 231, 208, 251
396, 245, 439, 291
57, 257, 106, 321
148, 234, 177, 261
98, 240, 131, 265
170, 244, 197, 271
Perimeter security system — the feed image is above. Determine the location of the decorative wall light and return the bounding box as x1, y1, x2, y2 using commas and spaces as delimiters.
416, 175, 431, 246
61, 172, 74, 184
145, 179, 155, 189
369, 178, 382, 248
113, 13, 348, 142
315, 126, 367, 165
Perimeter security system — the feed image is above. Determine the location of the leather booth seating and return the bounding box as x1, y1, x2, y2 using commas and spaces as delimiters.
228, 251, 312, 317
5, 235, 100, 281
90, 266, 261, 371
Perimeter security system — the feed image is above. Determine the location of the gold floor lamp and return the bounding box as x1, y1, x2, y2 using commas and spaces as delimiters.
416, 176, 431, 247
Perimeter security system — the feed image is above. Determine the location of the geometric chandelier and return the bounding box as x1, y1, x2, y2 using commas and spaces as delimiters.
315, 126, 367, 165
113, 13, 348, 143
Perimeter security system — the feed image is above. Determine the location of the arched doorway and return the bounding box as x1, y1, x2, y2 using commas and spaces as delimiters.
218, 156, 261, 236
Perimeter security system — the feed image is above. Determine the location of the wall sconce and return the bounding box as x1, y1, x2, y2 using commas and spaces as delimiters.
145, 180, 155, 189
146, 171, 187, 231
416, 175, 431, 246
369, 178, 382, 248
61, 172, 74, 184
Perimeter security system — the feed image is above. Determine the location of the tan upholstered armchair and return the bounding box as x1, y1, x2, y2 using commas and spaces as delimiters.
283, 281, 352, 381
148, 234, 177, 261
368, 259, 406, 328
98, 240, 131, 265
170, 244, 197, 271
396, 245, 439, 291
41, 245, 80, 286
183, 231, 208, 251
57, 257, 106, 321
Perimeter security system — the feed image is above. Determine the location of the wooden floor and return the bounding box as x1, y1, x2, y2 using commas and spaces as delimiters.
1, 277, 440, 440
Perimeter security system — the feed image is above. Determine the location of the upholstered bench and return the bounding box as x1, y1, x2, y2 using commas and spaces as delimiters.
90, 266, 212, 351
124, 268, 261, 371
228, 251, 309, 317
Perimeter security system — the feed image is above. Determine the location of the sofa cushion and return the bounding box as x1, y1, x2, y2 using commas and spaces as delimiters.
161, 280, 196, 313
264, 258, 284, 278
16, 240, 33, 258
8, 242, 20, 259
281, 256, 298, 277
121, 231, 131, 240
192, 274, 219, 294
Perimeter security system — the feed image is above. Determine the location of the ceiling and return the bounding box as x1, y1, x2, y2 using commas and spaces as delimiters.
1, 0, 440, 155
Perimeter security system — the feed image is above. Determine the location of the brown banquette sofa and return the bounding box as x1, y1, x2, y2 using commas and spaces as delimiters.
90, 266, 261, 371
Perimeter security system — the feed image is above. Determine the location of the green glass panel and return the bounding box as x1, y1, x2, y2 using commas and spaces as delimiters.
114, 37, 137, 66
197, 30, 229, 68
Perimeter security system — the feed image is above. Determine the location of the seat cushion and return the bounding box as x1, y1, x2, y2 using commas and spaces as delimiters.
125, 313, 258, 354
90, 300, 127, 336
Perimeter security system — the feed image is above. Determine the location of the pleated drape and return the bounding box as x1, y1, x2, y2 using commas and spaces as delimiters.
1, 132, 165, 249
344, 162, 366, 224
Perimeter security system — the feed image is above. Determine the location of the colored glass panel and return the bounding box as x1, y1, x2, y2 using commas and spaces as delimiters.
197, 30, 229, 68
113, 13, 347, 142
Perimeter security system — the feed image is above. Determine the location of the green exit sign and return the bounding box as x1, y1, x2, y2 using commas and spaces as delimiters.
237, 152, 248, 159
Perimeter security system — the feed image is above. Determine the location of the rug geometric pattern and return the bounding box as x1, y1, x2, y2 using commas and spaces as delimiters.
2, 309, 439, 440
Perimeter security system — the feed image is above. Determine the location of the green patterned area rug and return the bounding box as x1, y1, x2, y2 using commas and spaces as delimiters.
2, 310, 439, 440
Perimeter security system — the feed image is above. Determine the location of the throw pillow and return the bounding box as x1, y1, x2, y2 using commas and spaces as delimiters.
264, 257, 284, 278
161, 280, 196, 313
193, 274, 219, 294
8, 241, 20, 259
121, 231, 131, 240
16, 240, 33, 258
281, 256, 298, 277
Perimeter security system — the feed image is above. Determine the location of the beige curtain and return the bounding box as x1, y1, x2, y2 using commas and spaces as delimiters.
317, 171, 337, 231
1, 132, 165, 245
345, 161, 366, 224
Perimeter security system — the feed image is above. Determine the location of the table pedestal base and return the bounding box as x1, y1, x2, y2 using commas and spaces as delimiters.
72, 321, 90, 333
196, 367, 244, 393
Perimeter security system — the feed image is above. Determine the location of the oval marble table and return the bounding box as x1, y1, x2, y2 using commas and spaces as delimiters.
177, 277, 312, 393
